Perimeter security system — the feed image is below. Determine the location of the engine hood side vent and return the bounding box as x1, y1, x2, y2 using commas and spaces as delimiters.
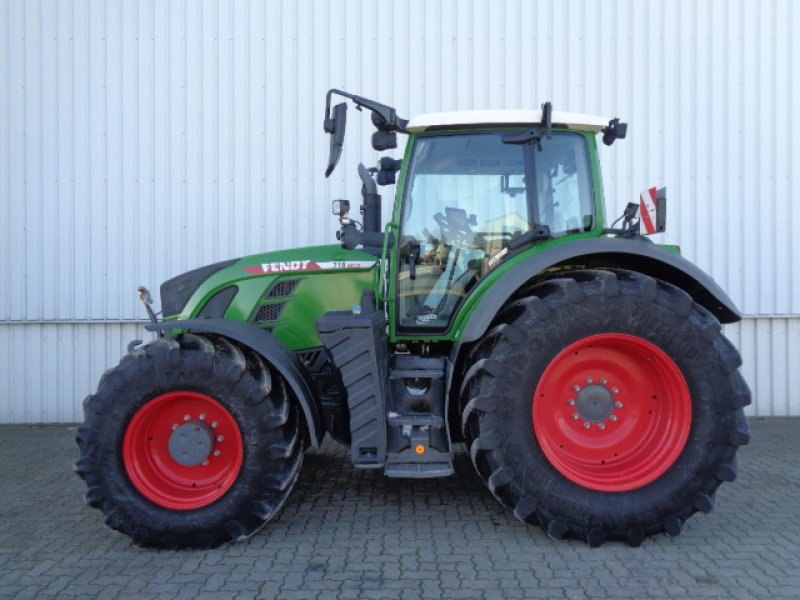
253, 302, 287, 323
266, 279, 301, 299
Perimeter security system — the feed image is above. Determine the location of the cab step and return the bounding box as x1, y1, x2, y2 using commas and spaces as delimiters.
317, 306, 453, 478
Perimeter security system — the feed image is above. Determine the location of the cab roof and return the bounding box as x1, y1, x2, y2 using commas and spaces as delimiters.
406, 109, 609, 133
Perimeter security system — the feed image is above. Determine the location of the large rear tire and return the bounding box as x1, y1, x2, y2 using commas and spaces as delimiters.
75, 333, 302, 549
461, 269, 751, 546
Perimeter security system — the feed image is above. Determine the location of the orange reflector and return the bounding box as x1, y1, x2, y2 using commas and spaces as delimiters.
415, 445, 426, 455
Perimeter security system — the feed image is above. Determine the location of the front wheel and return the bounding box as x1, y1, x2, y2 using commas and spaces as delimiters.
461, 270, 751, 546
75, 334, 303, 549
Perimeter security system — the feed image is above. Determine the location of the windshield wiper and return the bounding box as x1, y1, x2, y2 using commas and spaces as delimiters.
501, 101, 553, 148
502, 129, 542, 145
487, 226, 552, 270
508, 225, 552, 250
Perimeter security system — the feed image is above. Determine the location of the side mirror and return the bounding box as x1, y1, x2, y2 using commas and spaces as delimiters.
324, 102, 347, 177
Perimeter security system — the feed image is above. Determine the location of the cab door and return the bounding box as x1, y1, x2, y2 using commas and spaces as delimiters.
392, 130, 596, 336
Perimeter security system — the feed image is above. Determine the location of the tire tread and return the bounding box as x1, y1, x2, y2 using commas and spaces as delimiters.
461, 268, 750, 546
74, 333, 303, 549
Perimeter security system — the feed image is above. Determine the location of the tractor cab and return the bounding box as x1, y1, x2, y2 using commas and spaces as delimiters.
395, 111, 607, 333
324, 90, 625, 336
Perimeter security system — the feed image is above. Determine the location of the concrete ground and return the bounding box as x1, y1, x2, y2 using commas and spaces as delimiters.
0, 417, 798, 600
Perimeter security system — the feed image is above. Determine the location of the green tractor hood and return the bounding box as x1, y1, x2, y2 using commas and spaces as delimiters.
159, 244, 379, 351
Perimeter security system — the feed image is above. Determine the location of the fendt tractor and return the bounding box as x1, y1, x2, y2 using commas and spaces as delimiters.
76, 90, 751, 549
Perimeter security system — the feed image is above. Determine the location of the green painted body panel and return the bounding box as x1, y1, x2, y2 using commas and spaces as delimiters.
170, 244, 378, 351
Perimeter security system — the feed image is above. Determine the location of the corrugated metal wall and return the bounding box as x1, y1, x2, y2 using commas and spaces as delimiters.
1, 0, 798, 422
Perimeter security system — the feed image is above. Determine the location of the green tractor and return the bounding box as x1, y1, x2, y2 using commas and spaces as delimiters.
76, 90, 750, 548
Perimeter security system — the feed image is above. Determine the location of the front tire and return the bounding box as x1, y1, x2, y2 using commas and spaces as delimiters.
75, 334, 303, 549
461, 269, 751, 546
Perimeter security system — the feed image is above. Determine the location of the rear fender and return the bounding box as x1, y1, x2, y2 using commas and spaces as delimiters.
460, 238, 741, 344
146, 319, 324, 448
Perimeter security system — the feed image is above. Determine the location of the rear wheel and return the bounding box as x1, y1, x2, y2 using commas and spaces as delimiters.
461, 269, 751, 546
75, 334, 302, 549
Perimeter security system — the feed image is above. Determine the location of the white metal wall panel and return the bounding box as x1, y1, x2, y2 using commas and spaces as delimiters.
0, 323, 142, 423
0, 0, 798, 421
725, 319, 800, 417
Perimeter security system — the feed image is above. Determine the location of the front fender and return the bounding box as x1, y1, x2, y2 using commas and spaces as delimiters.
460, 238, 741, 343
146, 319, 324, 448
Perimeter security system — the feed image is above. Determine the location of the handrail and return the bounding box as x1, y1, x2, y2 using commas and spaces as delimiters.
377, 221, 399, 305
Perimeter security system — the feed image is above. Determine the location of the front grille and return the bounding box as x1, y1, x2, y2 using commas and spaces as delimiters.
266, 279, 300, 299
253, 302, 286, 323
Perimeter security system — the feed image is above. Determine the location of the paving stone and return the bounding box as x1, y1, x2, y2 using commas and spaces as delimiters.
0, 418, 798, 599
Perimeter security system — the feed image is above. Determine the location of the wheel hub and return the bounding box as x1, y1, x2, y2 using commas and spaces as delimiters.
575, 384, 614, 423
168, 421, 215, 467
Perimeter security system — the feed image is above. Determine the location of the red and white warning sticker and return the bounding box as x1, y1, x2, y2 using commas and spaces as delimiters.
639, 187, 659, 234
245, 260, 376, 275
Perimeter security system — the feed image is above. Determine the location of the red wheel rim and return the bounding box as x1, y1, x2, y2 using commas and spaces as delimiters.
123, 391, 244, 510
533, 334, 691, 492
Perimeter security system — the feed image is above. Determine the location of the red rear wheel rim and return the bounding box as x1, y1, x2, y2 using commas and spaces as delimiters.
533, 334, 691, 492
123, 391, 244, 510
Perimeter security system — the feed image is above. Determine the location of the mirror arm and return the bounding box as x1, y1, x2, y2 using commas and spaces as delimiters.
326, 89, 408, 133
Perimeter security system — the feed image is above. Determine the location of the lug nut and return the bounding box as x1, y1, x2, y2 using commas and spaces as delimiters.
184, 414, 191, 421
213, 450, 221, 457
568, 399, 576, 406
586, 377, 593, 384
583, 422, 591, 429
598, 423, 606, 430
601, 378, 608, 385
610, 415, 618, 422
615, 401, 624, 409
611, 387, 619, 395
573, 385, 581, 392
572, 413, 580, 420
199, 413, 206, 420
202, 459, 209, 466
211, 421, 219, 429
216, 435, 224, 442
172, 424, 178, 431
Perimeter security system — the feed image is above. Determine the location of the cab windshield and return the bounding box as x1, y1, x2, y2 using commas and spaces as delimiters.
396, 131, 594, 332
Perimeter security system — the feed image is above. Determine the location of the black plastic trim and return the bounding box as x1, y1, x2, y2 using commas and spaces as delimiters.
146, 319, 324, 448
461, 238, 742, 343
419, 122, 573, 133
196, 286, 238, 319
316, 311, 388, 468
160, 259, 237, 317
